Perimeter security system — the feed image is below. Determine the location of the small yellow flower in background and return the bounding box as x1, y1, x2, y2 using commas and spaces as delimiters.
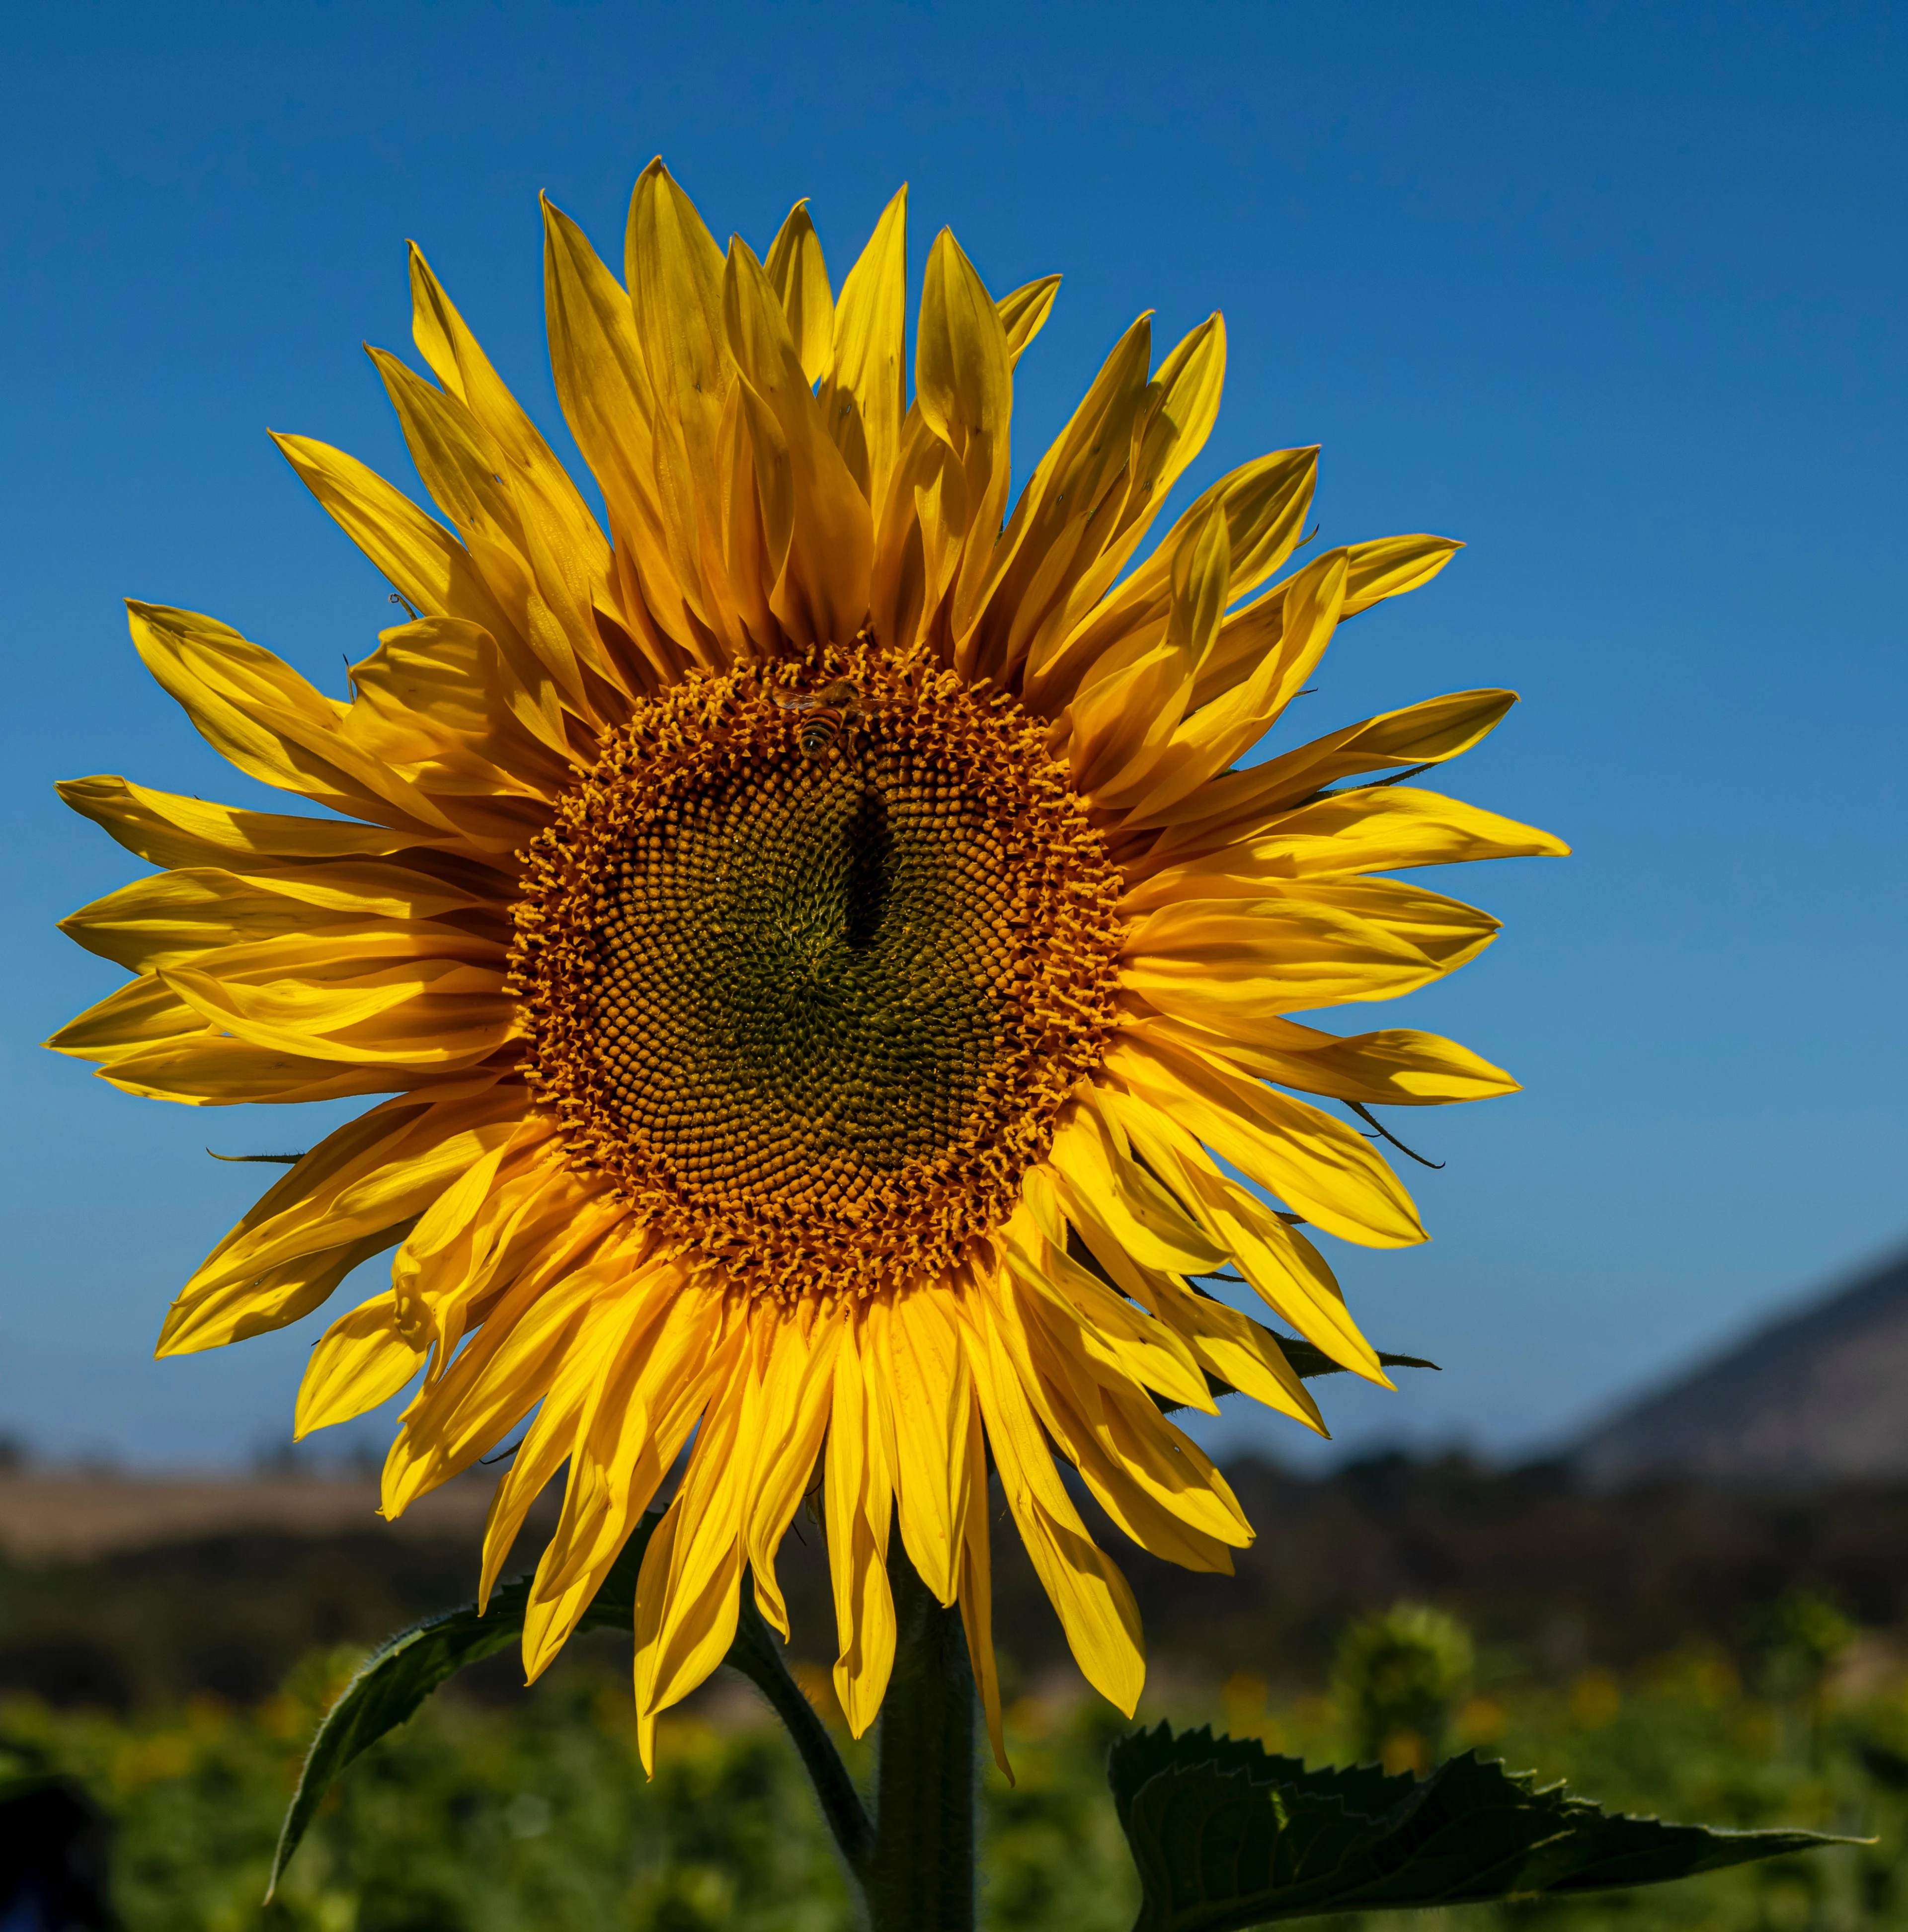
110, 1729, 196, 1794
1570, 1668, 1623, 1730
1454, 1694, 1508, 1744
1219, 1670, 1270, 1736
49, 161, 1565, 1770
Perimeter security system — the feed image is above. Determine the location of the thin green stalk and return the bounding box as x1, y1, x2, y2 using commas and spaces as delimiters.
728, 1577, 874, 1886
866, 1541, 977, 1932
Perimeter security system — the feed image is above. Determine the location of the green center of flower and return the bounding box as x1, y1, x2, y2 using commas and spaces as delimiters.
593, 735, 1012, 1189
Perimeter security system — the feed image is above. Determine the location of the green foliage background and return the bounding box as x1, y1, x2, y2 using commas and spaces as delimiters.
4, 1623, 1904, 1932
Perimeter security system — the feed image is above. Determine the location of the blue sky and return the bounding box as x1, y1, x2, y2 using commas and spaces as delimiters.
2, 0, 1902, 1468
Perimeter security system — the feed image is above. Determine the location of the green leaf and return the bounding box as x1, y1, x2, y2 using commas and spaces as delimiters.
266, 1514, 665, 1897
1108, 1724, 1854, 1932
1284, 1342, 1436, 1381
268, 1510, 873, 1899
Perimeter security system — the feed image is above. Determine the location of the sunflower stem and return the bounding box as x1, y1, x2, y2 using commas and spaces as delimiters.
867, 1541, 977, 1932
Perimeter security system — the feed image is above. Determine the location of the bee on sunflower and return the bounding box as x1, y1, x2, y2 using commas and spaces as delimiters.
49, 161, 1565, 1776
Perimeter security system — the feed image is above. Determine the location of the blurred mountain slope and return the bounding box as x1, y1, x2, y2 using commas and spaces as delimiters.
1576, 1246, 1908, 1483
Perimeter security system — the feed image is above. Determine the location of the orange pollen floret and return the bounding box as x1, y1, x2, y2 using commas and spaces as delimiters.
506, 638, 1127, 1300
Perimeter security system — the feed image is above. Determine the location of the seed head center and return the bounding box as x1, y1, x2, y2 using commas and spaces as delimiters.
508, 644, 1124, 1298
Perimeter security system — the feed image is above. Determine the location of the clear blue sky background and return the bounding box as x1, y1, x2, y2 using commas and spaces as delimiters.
2, 0, 1902, 1470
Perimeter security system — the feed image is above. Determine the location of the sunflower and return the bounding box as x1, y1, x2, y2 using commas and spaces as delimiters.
50, 162, 1565, 1766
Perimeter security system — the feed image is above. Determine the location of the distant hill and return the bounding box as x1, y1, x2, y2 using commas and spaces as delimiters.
1575, 1245, 1908, 1484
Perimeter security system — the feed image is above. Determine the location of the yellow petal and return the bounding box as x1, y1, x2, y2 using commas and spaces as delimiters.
130, 602, 474, 840
1002, 1203, 1213, 1412
46, 966, 238, 1061
401, 1252, 690, 1540
477, 1346, 591, 1607
722, 377, 788, 646
1117, 548, 1349, 827
965, 313, 1155, 684
1013, 1297, 1239, 1573
47, 969, 444, 1107
368, 345, 598, 730
876, 1287, 970, 1607
723, 238, 874, 647
541, 195, 701, 676
818, 185, 907, 509
1000, 1247, 1242, 1556
1152, 1276, 1326, 1432
996, 274, 1061, 366
632, 1341, 758, 1726
916, 228, 1015, 659
102, 1048, 403, 1107
1034, 1326, 1248, 1568
61, 861, 493, 973
954, 1394, 1010, 1777
1045, 1108, 1225, 1275
956, 1280, 1144, 1713
1157, 877, 1498, 981
407, 248, 620, 674
1071, 501, 1231, 807
825, 1308, 896, 1736
343, 617, 576, 812
1189, 533, 1461, 711
1042, 1116, 1328, 1432
869, 409, 964, 654
156, 928, 514, 1069
1084, 1379, 1254, 1548
172, 1226, 414, 1360
296, 1291, 426, 1438
635, 1500, 745, 1743
525, 1276, 733, 1690
1342, 533, 1463, 616
1089, 1083, 1386, 1381
1245, 687, 1520, 801
1121, 889, 1476, 1017
1158, 785, 1572, 887
1065, 638, 1187, 801
163, 1084, 525, 1347
473, 1247, 682, 1604
390, 1125, 603, 1363
1126, 1009, 1520, 1107
55, 775, 450, 873
625, 159, 751, 661
1165, 435, 1328, 621
1104, 1030, 1426, 1248
1115, 313, 1228, 552
763, 200, 835, 386
407, 241, 615, 655
271, 433, 527, 653
1029, 442, 1315, 716
1142, 691, 1523, 858
744, 1312, 841, 1639
626, 1502, 681, 1769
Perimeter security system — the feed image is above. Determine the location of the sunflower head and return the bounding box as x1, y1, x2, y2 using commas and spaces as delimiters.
50, 159, 1565, 1766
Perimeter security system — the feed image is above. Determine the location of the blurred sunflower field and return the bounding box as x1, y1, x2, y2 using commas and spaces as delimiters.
4, 1597, 1906, 1932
